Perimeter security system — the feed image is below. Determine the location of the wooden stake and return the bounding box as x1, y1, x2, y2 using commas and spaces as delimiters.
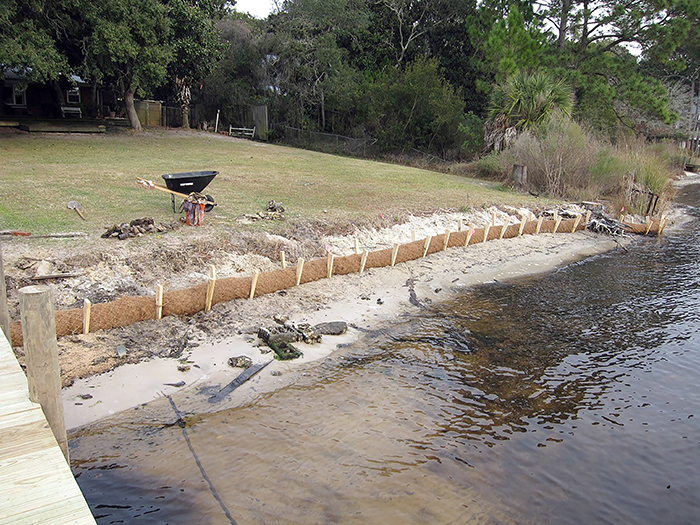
458, 219, 463, 232
518, 220, 526, 237
499, 217, 510, 239
585, 210, 591, 225
280, 251, 286, 269
155, 284, 164, 320
491, 210, 496, 226
483, 224, 490, 243
553, 216, 562, 234
296, 258, 305, 286
327, 253, 335, 278
443, 230, 451, 250
391, 243, 400, 266
536, 216, 544, 234
554, 210, 559, 223
205, 265, 217, 312
360, 251, 369, 273
659, 215, 669, 235
465, 226, 475, 247
412, 230, 416, 242
354, 238, 359, 255
571, 215, 582, 233
82, 299, 91, 334
250, 270, 260, 299
645, 217, 654, 235
0, 244, 11, 340
423, 236, 432, 257
19, 286, 68, 461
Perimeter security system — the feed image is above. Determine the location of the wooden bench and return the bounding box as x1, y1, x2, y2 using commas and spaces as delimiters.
60, 106, 82, 118
228, 125, 255, 138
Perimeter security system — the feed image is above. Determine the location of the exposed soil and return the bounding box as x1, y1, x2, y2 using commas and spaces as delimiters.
2, 203, 627, 388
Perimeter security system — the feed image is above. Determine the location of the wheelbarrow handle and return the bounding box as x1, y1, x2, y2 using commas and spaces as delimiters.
136, 178, 216, 206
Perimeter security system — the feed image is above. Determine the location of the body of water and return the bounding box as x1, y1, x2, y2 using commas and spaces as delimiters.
71, 186, 700, 524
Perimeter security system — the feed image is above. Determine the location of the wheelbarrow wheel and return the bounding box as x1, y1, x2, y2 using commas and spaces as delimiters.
204, 194, 216, 213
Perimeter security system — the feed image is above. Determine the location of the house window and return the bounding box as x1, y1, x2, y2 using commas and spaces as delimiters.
67, 87, 81, 104
11, 85, 26, 107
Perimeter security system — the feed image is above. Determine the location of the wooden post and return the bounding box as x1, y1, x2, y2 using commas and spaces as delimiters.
18, 285, 69, 461
205, 265, 217, 312
458, 219, 463, 232
536, 216, 544, 234
82, 299, 91, 334
645, 217, 654, 235
465, 226, 475, 247
422, 236, 432, 257
359, 251, 369, 273
585, 210, 591, 225
518, 220, 526, 237
391, 243, 400, 266
155, 284, 164, 320
483, 224, 490, 243
250, 270, 260, 299
443, 230, 451, 250
499, 217, 510, 239
296, 258, 305, 286
491, 210, 496, 226
412, 230, 416, 242
552, 217, 561, 233
553, 216, 562, 234
214, 109, 220, 134
354, 238, 359, 255
326, 253, 335, 278
659, 215, 669, 235
0, 244, 11, 340
280, 251, 286, 269
571, 215, 582, 233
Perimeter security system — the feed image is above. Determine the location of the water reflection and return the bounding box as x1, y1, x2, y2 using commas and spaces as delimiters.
71, 186, 700, 524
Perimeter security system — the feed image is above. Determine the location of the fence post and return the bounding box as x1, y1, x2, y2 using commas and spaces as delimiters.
0, 244, 11, 340
18, 285, 69, 462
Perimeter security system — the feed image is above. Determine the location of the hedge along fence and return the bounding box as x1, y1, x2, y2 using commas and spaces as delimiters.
12, 210, 648, 348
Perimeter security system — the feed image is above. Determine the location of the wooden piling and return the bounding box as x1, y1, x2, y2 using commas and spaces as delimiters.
443, 230, 451, 250
296, 258, 305, 286
206, 265, 217, 311
82, 299, 91, 334
327, 253, 335, 278
18, 285, 69, 461
359, 251, 369, 273
571, 215, 582, 233
465, 226, 475, 246
0, 244, 11, 340
553, 216, 562, 234
458, 219, 463, 232
536, 216, 544, 234
391, 243, 400, 266
423, 236, 432, 257
280, 251, 287, 269
645, 217, 654, 235
483, 224, 490, 243
250, 270, 260, 299
499, 218, 510, 239
155, 284, 164, 320
518, 219, 526, 237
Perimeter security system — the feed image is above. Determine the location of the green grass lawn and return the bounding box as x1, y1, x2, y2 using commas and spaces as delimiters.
0, 130, 547, 235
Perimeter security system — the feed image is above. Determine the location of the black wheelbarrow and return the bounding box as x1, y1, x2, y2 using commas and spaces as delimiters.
161, 171, 218, 213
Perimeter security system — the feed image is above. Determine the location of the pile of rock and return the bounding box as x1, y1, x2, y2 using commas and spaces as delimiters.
102, 218, 179, 239
257, 315, 348, 360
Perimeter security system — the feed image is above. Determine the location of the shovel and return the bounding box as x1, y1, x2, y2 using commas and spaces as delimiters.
67, 200, 86, 220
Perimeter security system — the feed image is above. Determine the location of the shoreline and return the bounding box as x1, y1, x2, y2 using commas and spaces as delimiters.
64, 228, 625, 431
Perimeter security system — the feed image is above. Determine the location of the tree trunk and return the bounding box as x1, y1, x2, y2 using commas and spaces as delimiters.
182, 105, 190, 129
124, 83, 142, 131
557, 0, 572, 49
176, 77, 192, 129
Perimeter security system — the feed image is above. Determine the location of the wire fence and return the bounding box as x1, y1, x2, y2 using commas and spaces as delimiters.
278, 126, 377, 156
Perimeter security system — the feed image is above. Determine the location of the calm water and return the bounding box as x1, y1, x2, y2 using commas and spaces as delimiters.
71, 186, 700, 524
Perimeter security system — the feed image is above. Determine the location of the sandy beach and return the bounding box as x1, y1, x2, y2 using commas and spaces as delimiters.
58, 222, 624, 430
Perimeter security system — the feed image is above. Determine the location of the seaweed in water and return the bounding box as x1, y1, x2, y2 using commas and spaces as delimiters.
270, 341, 303, 360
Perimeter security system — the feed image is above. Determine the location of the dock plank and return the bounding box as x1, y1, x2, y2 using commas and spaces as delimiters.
0, 332, 95, 524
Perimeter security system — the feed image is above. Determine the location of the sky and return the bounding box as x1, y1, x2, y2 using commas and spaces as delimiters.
234, 0, 274, 19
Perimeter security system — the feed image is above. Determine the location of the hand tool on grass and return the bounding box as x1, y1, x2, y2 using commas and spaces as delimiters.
67, 201, 86, 220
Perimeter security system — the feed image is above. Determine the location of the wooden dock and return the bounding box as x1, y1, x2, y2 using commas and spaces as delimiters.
0, 331, 96, 525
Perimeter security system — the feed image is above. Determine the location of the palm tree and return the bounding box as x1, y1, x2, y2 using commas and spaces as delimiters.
488, 70, 574, 133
